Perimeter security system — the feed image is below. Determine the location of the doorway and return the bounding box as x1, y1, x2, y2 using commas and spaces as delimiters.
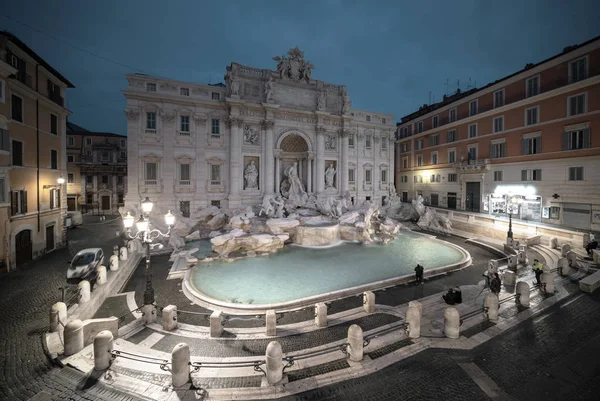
101, 195, 111, 211
402, 191, 408, 202
430, 193, 439, 206
465, 182, 481, 212
67, 197, 76, 211
15, 230, 32, 266
447, 192, 457, 210
46, 225, 55, 252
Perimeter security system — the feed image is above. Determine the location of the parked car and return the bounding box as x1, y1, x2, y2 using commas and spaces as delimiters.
66, 248, 104, 281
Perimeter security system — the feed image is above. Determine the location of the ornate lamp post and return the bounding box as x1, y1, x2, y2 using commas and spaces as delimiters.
507, 194, 522, 240
123, 198, 175, 305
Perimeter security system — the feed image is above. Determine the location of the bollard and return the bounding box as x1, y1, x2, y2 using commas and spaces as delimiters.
557, 257, 570, 276
560, 243, 571, 257
541, 273, 555, 294
162, 305, 178, 331
347, 324, 364, 362
141, 304, 156, 325
64, 319, 84, 356
483, 292, 499, 321
265, 341, 283, 385
444, 308, 460, 339
109, 255, 119, 271
315, 302, 327, 328
408, 300, 423, 316
78, 280, 91, 303
97, 265, 107, 286
566, 251, 577, 267
503, 270, 517, 287
516, 281, 530, 307
265, 309, 276, 336
93, 330, 114, 371
171, 343, 190, 387
210, 310, 223, 337
406, 304, 421, 338
119, 246, 128, 261
488, 260, 499, 274
127, 241, 135, 254
517, 251, 527, 265
507, 255, 517, 270
549, 237, 558, 249
363, 291, 375, 314
49, 302, 67, 332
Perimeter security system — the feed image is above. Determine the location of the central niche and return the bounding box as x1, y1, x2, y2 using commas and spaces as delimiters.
280, 134, 308, 153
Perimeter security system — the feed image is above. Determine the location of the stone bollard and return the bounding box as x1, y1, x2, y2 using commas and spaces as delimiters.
483, 293, 499, 321
93, 330, 114, 371
406, 304, 421, 338
541, 273, 555, 294
210, 310, 223, 337
561, 243, 571, 257
162, 305, 178, 331
516, 281, 530, 307
557, 257, 571, 276
266, 341, 283, 385
408, 300, 423, 316
566, 251, 577, 267
507, 255, 517, 270
119, 246, 128, 261
503, 270, 517, 287
444, 308, 460, 339
488, 260, 498, 273
363, 291, 375, 314
347, 324, 364, 362
127, 241, 135, 254
109, 255, 119, 271
265, 309, 276, 336
64, 319, 84, 356
78, 280, 91, 303
97, 265, 107, 286
141, 304, 156, 325
517, 251, 527, 264
315, 303, 327, 328
171, 343, 190, 387
49, 302, 67, 332
549, 237, 558, 249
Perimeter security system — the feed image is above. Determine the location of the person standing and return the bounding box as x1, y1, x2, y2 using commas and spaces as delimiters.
490, 273, 501, 296
414, 264, 424, 285
532, 259, 544, 285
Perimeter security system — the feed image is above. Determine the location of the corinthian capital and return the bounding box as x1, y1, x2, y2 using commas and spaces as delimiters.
160, 109, 176, 122
124, 108, 140, 121
225, 116, 243, 128
260, 120, 275, 130
315, 126, 327, 135
337, 128, 352, 138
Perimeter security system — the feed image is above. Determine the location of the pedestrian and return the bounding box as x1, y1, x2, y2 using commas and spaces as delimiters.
490, 273, 501, 296
532, 259, 543, 285
585, 239, 598, 256
83, 267, 99, 292
414, 264, 424, 285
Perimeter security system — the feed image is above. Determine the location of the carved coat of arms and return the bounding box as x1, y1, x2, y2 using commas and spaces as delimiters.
273, 47, 314, 83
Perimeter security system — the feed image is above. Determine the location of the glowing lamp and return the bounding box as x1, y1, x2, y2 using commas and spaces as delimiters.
165, 210, 175, 227
123, 212, 134, 229
141, 197, 154, 214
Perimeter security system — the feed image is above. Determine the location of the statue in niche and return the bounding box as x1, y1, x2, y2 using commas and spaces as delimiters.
244, 161, 259, 189
280, 161, 308, 206
317, 91, 326, 110
341, 88, 351, 114
229, 72, 240, 97
264, 76, 275, 103
325, 135, 336, 150
244, 125, 258, 144
325, 164, 336, 189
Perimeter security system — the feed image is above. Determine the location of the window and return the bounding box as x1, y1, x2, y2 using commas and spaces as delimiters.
448, 149, 456, 164
180, 87, 190, 96
448, 173, 457, 182
117, 175, 123, 184
413, 176, 417, 183
146, 112, 157, 130
180, 163, 190, 184
381, 169, 387, 183
100, 151, 109, 161
417, 155, 423, 167
102, 175, 109, 184
447, 130, 456, 143
449, 108, 457, 123
493, 89, 504, 108
365, 169, 372, 183
118, 193, 124, 204
50, 114, 58, 135
565, 129, 590, 150
0, 79, 4, 103
85, 150, 92, 157
120, 151, 126, 159
12, 140, 23, 166
525, 107, 539, 126
568, 167, 584, 181
468, 124, 477, 138
67, 155, 74, 163
67, 173, 74, 184
180, 115, 190, 133
569, 57, 587, 83
211, 92, 220, 100
348, 168, 355, 183
366, 115, 371, 122
381, 139, 388, 151
211, 119, 220, 136
0, 176, 6, 203
401, 175, 408, 183
145, 162, 157, 184
431, 152, 438, 165
491, 142, 506, 158
468, 146, 477, 161
469, 100, 478, 116
10, 190, 27, 215
86, 175, 93, 185
180, 201, 190, 217
85, 138, 92, 146
416, 139, 423, 150
120, 139, 126, 147
365, 135, 372, 149
432, 116, 438, 128
50, 150, 58, 169
11, 94, 23, 122
86, 193, 93, 204
521, 169, 542, 181
430, 174, 436, 183
210, 164, 221, 185
402, 157, 408, 169
68, 136, 74, 146
526, 76, 539, 97
402, 127, 408, 137
146, 83, 156, 92
211, 200, 221, 208
400, 143, 408, 153
348, 134, 354, 148
417, 121, 423, 133
568, 94, 586, 116
493, 116, 504, 133
49, 188, 60, 210
523, 135, 541, 155
430, 134, 439, 146
382, 118, 387, 124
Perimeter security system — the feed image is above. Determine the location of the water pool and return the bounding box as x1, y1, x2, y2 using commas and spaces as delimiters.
186, 230, 470, 309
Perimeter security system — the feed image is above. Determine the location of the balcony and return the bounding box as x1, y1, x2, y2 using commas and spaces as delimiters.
454, 159, 491, 172
145, 129, 157, 135
49, 92, 64, 107
16, 71, 33, 88
179, 180, 191, 186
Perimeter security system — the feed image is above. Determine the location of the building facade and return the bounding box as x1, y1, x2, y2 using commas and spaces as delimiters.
0, 32, 74, 270
66, 122, 127, 214
124, 48, 395, 215
395, 35, 600, 231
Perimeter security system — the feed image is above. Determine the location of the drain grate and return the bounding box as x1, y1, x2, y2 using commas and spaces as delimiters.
461, 320, 496, 338
366, 338, 414, 360
196, 375, 263, 389
287, 359, 350, 383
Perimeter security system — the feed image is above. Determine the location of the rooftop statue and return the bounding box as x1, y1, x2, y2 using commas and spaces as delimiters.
273, 47, 314, 83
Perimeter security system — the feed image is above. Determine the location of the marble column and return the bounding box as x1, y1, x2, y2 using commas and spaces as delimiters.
262, 120, 275, 195
227, 116, 243, 207
194, 115, 208, 207
340, 128, 349, 193
161, 110, 176, 206
307, 155, 313, 193
274, 153, 281, 194
315, 126, 326, 194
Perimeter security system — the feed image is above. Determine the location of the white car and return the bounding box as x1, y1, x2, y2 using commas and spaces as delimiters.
67, 248, 104, 280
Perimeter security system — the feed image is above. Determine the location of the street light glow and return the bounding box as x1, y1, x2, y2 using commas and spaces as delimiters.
141, 197, 154, 214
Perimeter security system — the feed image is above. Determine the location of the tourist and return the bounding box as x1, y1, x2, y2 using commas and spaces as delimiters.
453, 286, 462, 303
443, 287, 461, 305
414, 264, 424, 285
585, 239, 598, 256
490, 273, 501, 296
532, 259, 543, 285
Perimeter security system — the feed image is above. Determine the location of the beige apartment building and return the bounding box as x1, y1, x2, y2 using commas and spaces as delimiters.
0, 31, 74, 271
395, 35, 600, 232
66, 121, 127, 214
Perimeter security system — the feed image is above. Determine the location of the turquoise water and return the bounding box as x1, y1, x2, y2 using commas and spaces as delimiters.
188, 230, 465, 305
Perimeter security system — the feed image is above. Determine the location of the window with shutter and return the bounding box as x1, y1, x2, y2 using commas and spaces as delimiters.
521, 170, 528, 181
21, 190, 27, 213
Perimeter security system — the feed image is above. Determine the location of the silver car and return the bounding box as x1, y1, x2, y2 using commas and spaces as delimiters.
67, 248, 104, 280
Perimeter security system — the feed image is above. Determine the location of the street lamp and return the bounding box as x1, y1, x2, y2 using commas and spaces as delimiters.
507, 194, 522, 240
57, 176, 65, 185
123, 202, 175, 305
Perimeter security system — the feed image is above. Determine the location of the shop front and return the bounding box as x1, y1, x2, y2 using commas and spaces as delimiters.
485, 185, 542, 222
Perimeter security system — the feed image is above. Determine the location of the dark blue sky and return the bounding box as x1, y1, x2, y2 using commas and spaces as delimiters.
2, 0, 599, 134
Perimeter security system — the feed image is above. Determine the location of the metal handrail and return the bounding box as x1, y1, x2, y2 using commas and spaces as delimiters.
109, 349, 170, 371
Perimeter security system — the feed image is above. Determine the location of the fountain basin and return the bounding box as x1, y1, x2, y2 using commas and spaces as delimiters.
294, 222, 340, 247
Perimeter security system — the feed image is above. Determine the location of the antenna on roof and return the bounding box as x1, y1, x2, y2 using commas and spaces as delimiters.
428, 91, 432, 105
456, 80, 460, 91
466, 77, 473, 91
